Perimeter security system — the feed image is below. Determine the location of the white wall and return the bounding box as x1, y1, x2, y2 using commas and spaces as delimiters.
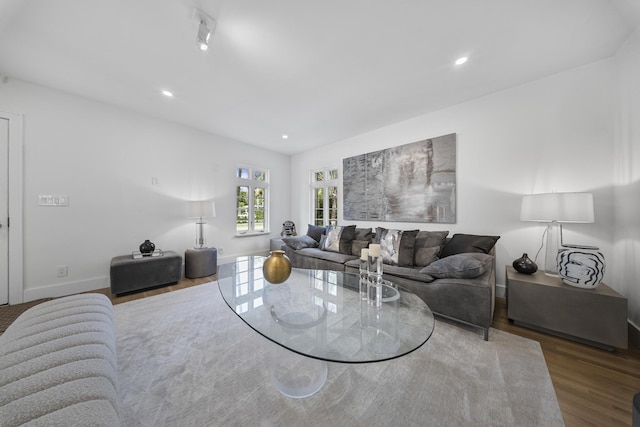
0, 79, 290, 302
613, 27, 640, 328
291, 60, 616, 297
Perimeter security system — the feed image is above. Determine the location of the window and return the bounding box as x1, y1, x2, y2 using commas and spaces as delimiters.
236, 166, 269, 235
311, 167, 338, 227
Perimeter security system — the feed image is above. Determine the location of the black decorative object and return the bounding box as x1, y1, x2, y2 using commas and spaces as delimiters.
139, 240, 155, 256
512, 253, 537, 274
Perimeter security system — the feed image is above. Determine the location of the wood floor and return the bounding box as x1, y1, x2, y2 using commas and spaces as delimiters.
89, 277, 640, 426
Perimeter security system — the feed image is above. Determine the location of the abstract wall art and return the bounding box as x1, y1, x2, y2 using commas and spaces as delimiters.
343, 133, 456, 223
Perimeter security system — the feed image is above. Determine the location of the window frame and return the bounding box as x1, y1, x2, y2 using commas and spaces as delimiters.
236, 165, 270, 236
310, 166, 339, 227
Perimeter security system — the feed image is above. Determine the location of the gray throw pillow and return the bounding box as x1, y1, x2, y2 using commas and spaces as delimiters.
413, 230, 449, 266
282, 235, 319, 250
420, 253, 493, 279
320, 225, 356, 254
413, 246, 441, 267
376, 227, 419, 267
350, 240, 370, 258
306, 224, 327, 243
440, 233, 500, 258
353, 227, 374, 241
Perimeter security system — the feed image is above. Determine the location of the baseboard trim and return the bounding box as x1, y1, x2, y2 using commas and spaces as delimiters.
496, 284, 506, 299
23, 277, 109, 303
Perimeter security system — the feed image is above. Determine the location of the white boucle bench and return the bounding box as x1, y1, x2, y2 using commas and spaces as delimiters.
0, 293, 120, 426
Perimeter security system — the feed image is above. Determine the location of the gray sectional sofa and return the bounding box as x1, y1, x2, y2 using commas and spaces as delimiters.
276, 225, 499, 340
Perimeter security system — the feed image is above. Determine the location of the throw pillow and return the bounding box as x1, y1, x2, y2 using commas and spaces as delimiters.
376, 227, 419, 267
413, 230, 449, 266
353, 227, 374, 241
440, 233, 500, 258
282, 235, 319, 250
320, 225, 356, 254
413, 246, 440, 267
306, 224, 327, 243
350, 240, 370, 258
420, 253, 493, 279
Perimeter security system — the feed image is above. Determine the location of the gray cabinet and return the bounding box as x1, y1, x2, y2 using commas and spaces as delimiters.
506, 266, 627, 350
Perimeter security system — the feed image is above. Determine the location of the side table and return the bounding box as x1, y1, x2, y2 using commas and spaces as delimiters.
506, 266, 628, 350
185, 247, 217, 279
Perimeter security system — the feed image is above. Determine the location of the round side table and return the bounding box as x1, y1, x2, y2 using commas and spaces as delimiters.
185, 247, 217, 279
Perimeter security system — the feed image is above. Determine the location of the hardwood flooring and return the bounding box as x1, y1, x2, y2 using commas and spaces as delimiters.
492, 298, 640, 427
6, 275, 640, 426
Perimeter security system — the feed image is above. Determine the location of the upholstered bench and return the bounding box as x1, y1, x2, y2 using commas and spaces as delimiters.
110, 250, 182, 295
0, 293, 120, 426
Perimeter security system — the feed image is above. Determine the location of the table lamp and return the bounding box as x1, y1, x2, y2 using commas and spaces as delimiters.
520, 192, 594, 275
187, 200, 216, 248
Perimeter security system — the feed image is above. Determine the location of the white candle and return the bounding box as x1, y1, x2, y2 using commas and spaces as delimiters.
360, 248, 369, 261
369, 244, 381, 257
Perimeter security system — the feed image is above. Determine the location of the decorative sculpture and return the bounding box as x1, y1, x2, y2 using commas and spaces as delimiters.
281, 220, 297, 237
557, 245, 605, 289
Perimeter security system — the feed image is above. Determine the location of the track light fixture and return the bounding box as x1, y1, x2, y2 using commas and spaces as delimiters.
194, 9, 215, 52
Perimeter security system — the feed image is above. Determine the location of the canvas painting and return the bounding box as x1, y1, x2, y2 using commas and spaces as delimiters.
343, 133, 456, 223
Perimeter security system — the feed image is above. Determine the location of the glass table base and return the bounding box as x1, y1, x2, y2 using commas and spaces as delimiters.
267, 342, 328, 398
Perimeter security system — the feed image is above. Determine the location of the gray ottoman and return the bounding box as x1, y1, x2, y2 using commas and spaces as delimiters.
110, 250, 182, 295
185, 247, 217, 279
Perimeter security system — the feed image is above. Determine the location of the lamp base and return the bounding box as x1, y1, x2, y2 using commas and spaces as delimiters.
543, 222, 561, 276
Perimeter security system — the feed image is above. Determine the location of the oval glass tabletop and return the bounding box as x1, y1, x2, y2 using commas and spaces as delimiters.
217, 256, 435, 364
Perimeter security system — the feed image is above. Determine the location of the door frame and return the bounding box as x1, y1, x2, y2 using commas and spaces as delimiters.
0, 110, 24, 304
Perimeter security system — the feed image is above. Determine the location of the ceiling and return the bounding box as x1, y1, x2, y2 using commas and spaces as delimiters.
1, 0, 639, 155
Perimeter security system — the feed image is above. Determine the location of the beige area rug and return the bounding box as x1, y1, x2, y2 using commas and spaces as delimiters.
114, 281, 564, 427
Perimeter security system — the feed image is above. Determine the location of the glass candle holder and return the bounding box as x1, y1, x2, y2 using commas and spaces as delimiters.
359, 248, 369, 300
367, 244, 383, 307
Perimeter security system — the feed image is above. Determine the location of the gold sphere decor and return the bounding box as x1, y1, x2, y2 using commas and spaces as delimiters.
263, 250, 292, 284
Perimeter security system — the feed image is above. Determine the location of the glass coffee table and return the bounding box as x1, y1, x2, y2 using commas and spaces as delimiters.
217, 256, 435, 398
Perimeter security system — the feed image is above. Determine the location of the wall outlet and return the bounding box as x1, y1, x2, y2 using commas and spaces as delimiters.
56, 265, 68, 277
218, 248, 223, 255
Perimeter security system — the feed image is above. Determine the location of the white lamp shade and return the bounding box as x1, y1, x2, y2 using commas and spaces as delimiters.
186, 201, 216, 219
520, 192, 594, 223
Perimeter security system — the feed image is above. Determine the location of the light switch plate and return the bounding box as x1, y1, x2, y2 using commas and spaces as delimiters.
39, 194, 69, 206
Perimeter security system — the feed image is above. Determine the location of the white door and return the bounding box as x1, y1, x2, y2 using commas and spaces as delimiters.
0, 118, 8, 305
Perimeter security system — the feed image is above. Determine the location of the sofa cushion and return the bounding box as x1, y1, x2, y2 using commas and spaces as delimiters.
440, 233, 500, 258
283, 235, 319, 250
297, 247, 358, 264
344, 260, 435, 283
414, 246, 441, 267
306, 224, 327, 243
376, 228, 419, 267
415, 230, 449, 249
353, 227, 374, 241
420, 253, 493, 279
351, 240, 370, 258
321, 225, 356, 254
349, 227, 374, 257
413, 230, 449, 266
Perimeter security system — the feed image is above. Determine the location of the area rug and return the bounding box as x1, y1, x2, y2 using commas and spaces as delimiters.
114, 281, 564, 427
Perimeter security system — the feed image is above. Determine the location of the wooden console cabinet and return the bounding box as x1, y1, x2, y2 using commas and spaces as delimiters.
506, 266, 627, 350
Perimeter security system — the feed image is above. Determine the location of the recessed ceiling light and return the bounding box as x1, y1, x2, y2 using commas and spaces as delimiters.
282, 134, 289, 139
161, 90, 174, 97
455, 57, 468, 66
